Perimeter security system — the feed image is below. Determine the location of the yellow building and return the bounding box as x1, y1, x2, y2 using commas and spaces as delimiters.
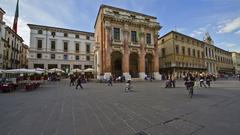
158, 31, 206, 79
20, 44, 28, 68
232, 52, 240, 74
215, 47, 234, 75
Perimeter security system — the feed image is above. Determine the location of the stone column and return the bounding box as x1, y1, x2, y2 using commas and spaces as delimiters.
139, 31, 146, 79
122, 28, 131, 80
104, 23, 112, 79
153, 32, 161, 80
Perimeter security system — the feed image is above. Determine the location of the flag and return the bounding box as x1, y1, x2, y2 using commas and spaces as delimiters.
13, 0, 19, 33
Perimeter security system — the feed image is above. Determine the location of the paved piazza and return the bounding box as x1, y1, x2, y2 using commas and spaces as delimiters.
0, 80, 240, 135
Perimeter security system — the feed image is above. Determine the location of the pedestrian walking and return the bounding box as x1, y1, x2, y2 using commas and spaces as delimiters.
199, 74, 207, 88
75, 76, 83, 89
171, 74, 176, 88
69, 75, 75, 86
108, 75, 113, 86
206, 75, 211, 88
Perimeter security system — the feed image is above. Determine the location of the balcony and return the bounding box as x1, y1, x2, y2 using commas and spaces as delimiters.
130, 42, 140, 47
146, 44, 154, 48
112, 39, 122, 45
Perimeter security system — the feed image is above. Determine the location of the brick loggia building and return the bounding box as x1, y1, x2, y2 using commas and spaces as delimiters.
94, 5, 161, 80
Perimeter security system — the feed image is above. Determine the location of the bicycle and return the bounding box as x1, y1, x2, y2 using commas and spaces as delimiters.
125, 82, 134, 92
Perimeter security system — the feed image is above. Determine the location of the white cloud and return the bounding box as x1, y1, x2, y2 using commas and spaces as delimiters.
190, 24, 210, 38
175, 27, 186, 33
218, 17, 240, 33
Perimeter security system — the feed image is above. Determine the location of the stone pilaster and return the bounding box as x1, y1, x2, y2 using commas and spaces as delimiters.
104, 24, 112, 74
153, 32, 161, 80
139, 31, 146, 79
122, 28, 131, 79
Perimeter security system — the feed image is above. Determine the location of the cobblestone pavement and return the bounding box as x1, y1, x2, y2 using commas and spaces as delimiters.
0, 80, 240, 135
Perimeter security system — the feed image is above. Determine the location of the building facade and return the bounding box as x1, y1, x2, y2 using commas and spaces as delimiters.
20, 44, 28, 68
94, 5, 161, 79
28, 24, 94, 72
232, 52, 240, 74
158, 31, 206, 78
203, 33, 217, 74
0, 8, 6, 69
215, 47, 234, 75
0, 8, 25, 69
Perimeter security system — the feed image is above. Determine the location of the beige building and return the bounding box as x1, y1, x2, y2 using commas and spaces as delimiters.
0, 8, 6, 69
20, 44, 28, 68
215, 47, 234, 75
94, 5, 161, 79
0, 8, 26, 69
158, 31, 206, 78
232, 52, 240, 74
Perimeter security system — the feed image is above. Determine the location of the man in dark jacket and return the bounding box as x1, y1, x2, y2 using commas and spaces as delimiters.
76, 76, 83, 89
206, 74, 211, 88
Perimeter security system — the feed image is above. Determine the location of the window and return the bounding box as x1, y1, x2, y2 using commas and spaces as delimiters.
37, 40, 42, 49
86, 36, 90, 40
76, 55, 79, 60
202, 52, 204, 58
188, 48, 191, 56
64, 33, 68, 37
51, 31, 56, 37
63, 42, 68, 52
51, 41, 55, 50
75, 34, 79, 38
182, 47, 185, 55
205, 47, 208, 57
113, 11, 119, 14
51, 54, 55, 59
86, 56, 90, 61
162, 48, 166, 57
38, 30, 42, 34
146, 33, 151, 44
176, 45, 179, 54
197, 50, 200, 58
75, 43, 80, 52
86, 44, 90, 53
37, 53, 42, 59
130, 15, 136, 19
145, 18, 150, 21
212, 50, 214, 58
34, 64, 44, 69
64, 55, 68, 60
162, 39, 165, 43
73, 65, 81, 69
193, 49, 196, 57
113, 28, 120, 41
131, 31, 137, 43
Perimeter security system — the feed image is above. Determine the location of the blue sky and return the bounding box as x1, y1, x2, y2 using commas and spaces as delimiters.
1, 0, 240, 52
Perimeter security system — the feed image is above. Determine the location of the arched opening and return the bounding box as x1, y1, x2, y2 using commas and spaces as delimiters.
129, 52, 139, 78
145, 53, 154, 76
111, 51, 122, 77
